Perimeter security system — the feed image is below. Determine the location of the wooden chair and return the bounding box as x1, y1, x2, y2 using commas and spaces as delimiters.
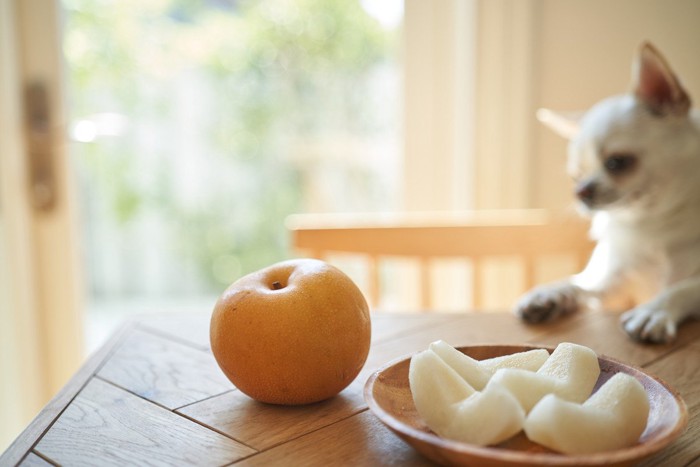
286, 209, 593, 311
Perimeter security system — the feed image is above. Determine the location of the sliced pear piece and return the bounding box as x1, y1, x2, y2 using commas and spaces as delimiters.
428, 340, 492, 390
524, 372, 649, 454
488, 342, 600, 412
409, 350, 474, 430
409, 349, 525, 446
428, 340, 550, 390
481, 348, 550, 373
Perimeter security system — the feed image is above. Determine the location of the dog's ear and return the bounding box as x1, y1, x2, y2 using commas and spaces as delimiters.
536, 108, 583, 140
633, 42, 691, 116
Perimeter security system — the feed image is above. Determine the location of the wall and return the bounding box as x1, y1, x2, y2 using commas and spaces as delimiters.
402, 1, 700, 213
532, 0, 700, 210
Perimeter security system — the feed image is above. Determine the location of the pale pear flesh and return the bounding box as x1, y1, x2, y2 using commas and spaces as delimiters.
427, 341, 491, 390
428, 340, 549, 390
524, 372, 650, 454
407, 341, 649, 454
409, 349, 525, 446
487, 342, 600, 412
480, 348, 550, 373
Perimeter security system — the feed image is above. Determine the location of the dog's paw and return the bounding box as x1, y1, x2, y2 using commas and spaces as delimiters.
515, 284, 581, 324
621, 307, 677, 344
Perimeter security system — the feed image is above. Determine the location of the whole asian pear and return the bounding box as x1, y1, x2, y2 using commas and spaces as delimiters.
210, 259, 371, 405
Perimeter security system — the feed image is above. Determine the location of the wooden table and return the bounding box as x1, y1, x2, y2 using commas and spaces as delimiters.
3, 311, 699, 466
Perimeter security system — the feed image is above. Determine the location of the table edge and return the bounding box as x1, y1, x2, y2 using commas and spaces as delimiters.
0, 320, 136, 466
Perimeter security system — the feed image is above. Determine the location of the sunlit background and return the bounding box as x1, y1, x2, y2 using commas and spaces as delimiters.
63, 0, 403, 349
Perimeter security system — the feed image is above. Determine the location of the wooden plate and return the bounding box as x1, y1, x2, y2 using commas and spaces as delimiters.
364, 344, 688, 467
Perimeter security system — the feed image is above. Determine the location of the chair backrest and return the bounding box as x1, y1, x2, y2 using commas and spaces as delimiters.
286, 209, 593, 311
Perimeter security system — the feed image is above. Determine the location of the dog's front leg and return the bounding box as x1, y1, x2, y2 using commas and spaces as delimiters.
621, 275, 700, 343
514, 279, 586, 324
515, 240, 631, 324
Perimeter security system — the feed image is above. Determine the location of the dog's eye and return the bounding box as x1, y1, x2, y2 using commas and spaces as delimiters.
604, 154, 637, 174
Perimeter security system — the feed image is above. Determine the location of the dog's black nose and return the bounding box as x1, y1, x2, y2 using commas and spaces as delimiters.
575, 181, 597, 203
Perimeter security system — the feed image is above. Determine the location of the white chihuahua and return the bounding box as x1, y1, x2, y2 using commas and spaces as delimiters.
515, 42, 700, 343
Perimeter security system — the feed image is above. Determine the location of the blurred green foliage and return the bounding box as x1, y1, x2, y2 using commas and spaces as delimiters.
63, 0, 396, 292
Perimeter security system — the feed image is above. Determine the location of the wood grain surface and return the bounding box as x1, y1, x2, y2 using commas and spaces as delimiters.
97, 327, 233, 409
17, 452, 52, 466
2, 311, 699, 466
179, 379, 366, 451
35, 378, 254, 466
638, 341, 700, 467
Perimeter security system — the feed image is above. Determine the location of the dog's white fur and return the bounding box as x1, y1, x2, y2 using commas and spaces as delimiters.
515, 42, 700, 343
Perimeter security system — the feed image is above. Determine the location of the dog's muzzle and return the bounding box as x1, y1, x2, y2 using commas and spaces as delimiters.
575, 180, 597, 206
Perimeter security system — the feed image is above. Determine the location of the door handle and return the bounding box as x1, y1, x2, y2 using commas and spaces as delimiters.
24, 81, 57, 211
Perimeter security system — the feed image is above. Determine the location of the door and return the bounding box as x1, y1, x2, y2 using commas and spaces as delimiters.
0, 0, 83, 449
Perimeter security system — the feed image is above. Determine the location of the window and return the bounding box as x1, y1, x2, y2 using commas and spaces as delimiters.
62, 0, 403, 350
